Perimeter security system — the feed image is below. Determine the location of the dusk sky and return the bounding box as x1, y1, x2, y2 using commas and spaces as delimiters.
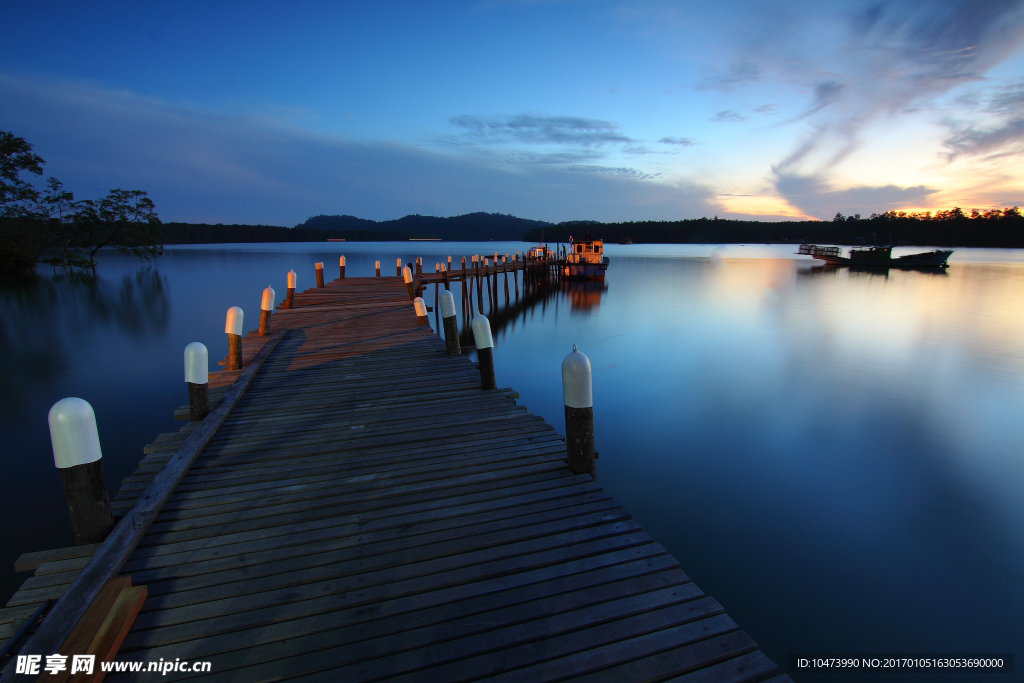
2, 0, 1023, 225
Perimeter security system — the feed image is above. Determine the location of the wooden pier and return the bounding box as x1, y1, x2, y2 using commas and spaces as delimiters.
3, 262, 791, 682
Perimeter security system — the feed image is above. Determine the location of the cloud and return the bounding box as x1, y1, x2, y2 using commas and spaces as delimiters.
944, 80, 1024, 159
945, 118, 1024, 159
722, 0, 1024, 210
773, 168, 937, 219
447, 114, 633, 146
568, 165, 662, 179
712, 110, 750, 123
696, 60, 761, 91
0, 74, 715, 224
658, 136, 695, 146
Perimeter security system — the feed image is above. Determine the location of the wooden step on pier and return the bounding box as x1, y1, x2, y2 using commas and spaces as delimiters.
4, 275, 790, 682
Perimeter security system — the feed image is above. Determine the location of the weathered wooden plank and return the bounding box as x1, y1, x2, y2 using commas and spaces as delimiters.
124, 490, 617, 574
132, 504, 629, 592
123, 557, 685, 658
14, 545, 101, 574
660, 651, 780, 683
198, 585, 715, 682
532, 630, 760, 683
128, 531, 658, 632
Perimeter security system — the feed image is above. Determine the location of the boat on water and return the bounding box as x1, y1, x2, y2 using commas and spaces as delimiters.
798, 244, 953, 268
563, 235, 610, 280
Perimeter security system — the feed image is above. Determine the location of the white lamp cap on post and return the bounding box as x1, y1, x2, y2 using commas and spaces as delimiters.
413, 297, 428, 317
471, 315, 493, 349
287, 270, 297, 288
261, 285, 276, 311
561, 344, 593, 408
403, 267, 413, 283
439, 290, 456, 318
340, 255, 346, 266
225, 306, 244, 335
184, 342, 209, 384
48, 398, 102, 469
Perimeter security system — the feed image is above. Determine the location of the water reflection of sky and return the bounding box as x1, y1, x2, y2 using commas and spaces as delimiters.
2, 243, 1022, 679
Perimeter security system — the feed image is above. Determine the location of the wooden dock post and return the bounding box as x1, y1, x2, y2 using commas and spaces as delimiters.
375, 260, 380, 277
315, 262, 324, 288
471, 314, 496, 390
439, 290, 460, 356
434, 264, 441, 329
396, 258, 402, 277
258, 285, 276, 335
339, 255, 346, 279
414, 297, 429, 325
284, 269, 296, 308
47, 398, 113, 545
476, 256, 483, 313
503, 256, 510, 306
225, 306, 243, 370
184, 342, 209, 422
403, 266, 414, 300
562, 344, 595, 478
462, 257, 469, 326
484, 258, 493, 313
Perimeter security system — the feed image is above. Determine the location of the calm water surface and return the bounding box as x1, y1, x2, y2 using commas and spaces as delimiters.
2, 242, 1022, 679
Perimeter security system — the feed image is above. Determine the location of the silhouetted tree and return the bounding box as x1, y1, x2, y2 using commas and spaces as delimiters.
0, 131, 161, 275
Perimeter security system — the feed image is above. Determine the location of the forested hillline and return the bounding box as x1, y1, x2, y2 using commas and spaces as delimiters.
297, 212, 551, 241
524, 208, 1024, 248
158, 222, 417, 244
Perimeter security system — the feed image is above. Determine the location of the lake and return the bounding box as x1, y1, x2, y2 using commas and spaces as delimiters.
2, 242, 1022, 679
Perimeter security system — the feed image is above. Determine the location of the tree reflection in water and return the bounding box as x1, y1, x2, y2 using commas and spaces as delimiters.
0, 268, 171, 412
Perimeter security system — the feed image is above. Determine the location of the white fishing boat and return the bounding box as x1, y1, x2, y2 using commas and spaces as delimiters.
563, 235, 610, 281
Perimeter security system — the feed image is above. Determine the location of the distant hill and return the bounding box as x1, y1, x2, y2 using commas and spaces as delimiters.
297, 212, 552, 241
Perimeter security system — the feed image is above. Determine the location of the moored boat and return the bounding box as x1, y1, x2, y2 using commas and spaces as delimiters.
563, 235, 610, 280
798, 244, 953, 268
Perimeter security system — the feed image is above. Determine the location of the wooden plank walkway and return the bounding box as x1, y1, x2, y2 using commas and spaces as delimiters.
7, 274, 790, 682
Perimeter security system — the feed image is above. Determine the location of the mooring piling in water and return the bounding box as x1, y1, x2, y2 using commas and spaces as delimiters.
225, 306, 243, 369
339, 255, 346, 279
315, 262, 324, 288
414, 297, 429, 325
396, 258, 402, 277
403, 266, 414, 300
439, 289, 460, 356
375, 260, 380, 277
285, 269, 296, 308
258, 285, 276, 335
562, 344, 595, 478
472, 314, 496, 390
184, 342, 209, 422
47, 398, 113, 545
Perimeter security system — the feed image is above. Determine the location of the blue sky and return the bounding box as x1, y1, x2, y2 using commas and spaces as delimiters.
2, 0, 1023, 224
